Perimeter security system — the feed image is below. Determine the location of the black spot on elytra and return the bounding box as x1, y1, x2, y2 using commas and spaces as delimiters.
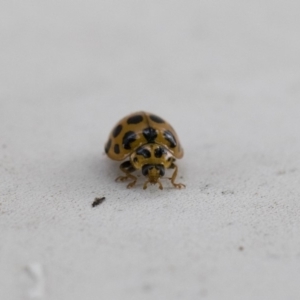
149, 114, 165, 123
143, 127, 157, 143
127, 115, 143, 124
154, 147, 166, 158
164, 130, 177, 148
122, 131, 137, 150
136, 147, 151, 158
105, 139, 112, 153
114, 144, 120, 154
113, 124, 123, 138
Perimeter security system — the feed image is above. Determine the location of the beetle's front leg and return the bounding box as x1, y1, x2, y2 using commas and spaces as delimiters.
168, 163, 185, 189
115, 161, 137, 188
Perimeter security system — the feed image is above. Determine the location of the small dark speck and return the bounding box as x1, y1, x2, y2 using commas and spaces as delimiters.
92, 197, 106, 207
239, 246, 244, 251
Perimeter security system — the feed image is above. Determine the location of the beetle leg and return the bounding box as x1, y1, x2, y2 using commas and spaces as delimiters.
157, 180, 163, 190
143, 180, 150, 190
115, 161, 137, 189
168, 163, 186, 189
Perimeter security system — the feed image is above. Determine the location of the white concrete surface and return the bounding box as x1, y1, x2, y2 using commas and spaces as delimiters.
1, 1, 300, 299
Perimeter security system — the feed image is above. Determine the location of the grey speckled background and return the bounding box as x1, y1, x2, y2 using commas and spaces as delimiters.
1, 1, 300, 299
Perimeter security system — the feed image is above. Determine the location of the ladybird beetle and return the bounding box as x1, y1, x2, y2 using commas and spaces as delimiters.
104, 111, 185, 190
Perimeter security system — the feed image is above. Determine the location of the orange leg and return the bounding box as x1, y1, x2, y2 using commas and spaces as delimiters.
168, 163, 185, 189
115, 162, 137, 189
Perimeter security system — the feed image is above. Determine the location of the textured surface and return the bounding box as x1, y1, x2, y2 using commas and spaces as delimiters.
1, 1, 300, 300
